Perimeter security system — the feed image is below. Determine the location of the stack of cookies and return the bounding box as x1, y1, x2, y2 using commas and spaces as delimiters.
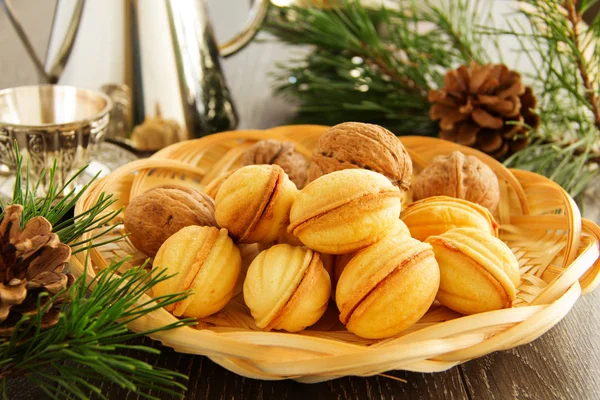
123, 122, 520, 339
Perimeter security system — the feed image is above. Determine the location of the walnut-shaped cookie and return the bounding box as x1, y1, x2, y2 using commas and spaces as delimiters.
215, 165, 297, 244
243, 244, 331, 332
153, 225, 241, 318
288, 169, 402, 254
336, 236, 439, 339
333, 219, 411, 291
426, 227, 520, 314
401, 196, 498, 241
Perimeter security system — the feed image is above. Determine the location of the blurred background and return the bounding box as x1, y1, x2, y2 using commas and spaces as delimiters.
2, 0, 598, 131
0, 0, 302, 131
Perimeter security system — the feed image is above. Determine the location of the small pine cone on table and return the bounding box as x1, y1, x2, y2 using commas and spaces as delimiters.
0, 205, 73, 337
428, 61, 540, 159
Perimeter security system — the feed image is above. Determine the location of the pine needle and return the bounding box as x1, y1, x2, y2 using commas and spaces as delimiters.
0, 260, 194, 399
0, 145, 192, 398
266, 0, 600, 200
1, 143, 123, 251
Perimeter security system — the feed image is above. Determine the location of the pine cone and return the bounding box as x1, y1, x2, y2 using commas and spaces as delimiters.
0, 205, 72, 337
429, 62, 540, 159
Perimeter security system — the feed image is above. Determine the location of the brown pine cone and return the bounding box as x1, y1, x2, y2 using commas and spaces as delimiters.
0, 205, 72, 337
429, 62, 540, 159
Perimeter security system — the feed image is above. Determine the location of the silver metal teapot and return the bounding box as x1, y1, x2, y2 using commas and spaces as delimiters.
1, 0, 269, 145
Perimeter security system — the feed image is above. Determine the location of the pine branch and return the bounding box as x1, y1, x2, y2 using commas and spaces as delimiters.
0, 259, 194, 399
0, 145, 192, 398
565, 0, 600, 130
490, 0, 600, 198
418, 0, 492, 64
1, 143, 123, 251
266, 0, 600, 198
264, 0, 488, 134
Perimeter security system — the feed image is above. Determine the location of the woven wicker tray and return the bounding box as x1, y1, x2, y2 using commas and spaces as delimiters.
71, 125, 600, 382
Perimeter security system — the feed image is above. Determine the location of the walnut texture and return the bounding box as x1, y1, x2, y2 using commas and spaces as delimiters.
124, 185, 217, 256
241, 140, 308, 188
308, 122, 412, 191
413, 151, 500, 212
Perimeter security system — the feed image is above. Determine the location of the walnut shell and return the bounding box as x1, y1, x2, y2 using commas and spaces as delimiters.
401, 196, 499, 241
426, 227, 520, 314
288, 169, 402, 254
308, 122, 412, 191
336, 236, 439, 339
241, 140, 308, 188
243, 244, 331, 332
215, 165, 298, 243
124, 185, 217, 256
153, 225, 241, 318
413, 151, 500, 212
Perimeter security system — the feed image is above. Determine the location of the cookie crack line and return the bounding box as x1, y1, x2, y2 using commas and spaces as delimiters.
240, 168, 281, 242
172, 229, 219, 314
288, 190, 402, 235
340, 249, 433, 324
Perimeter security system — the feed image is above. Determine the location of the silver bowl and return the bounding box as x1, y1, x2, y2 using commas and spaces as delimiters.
0, 85, 111, 189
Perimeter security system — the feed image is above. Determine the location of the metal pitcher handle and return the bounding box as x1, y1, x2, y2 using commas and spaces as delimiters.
0, 0, 85, 83
218, 0, 270, 58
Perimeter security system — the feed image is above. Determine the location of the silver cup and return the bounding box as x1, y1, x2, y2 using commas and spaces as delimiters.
0, 85, 111, 191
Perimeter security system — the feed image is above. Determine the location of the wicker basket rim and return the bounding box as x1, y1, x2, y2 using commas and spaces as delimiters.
71, 125, 600, 381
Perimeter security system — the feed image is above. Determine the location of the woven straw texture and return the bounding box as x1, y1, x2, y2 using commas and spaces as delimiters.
72, 125, 600, 382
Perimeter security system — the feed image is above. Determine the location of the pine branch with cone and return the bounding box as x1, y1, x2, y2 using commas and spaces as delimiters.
0, 148, 193, 398
266, 0, 600, 198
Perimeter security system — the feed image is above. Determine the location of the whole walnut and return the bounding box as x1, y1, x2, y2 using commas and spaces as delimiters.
308, 122, 412, 192
124, 185, 217, 256
413, 151, 500, 212
240, 140, 308, 188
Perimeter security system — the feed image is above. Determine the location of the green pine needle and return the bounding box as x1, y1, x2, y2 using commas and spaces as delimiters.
265, 0, 600, 200
1, 143, 123, 251
0, 144, 194, 398
0, 259, 194, 400
264, 0, 490, 134
482, 0, 600, 198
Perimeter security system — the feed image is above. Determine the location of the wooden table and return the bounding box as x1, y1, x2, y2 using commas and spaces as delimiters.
3, 1, 600, 399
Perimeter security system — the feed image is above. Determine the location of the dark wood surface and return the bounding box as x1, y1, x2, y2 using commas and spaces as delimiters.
3, 1, 600, 399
